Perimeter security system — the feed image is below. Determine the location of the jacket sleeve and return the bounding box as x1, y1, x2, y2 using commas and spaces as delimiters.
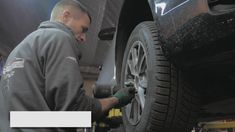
40, 32, 102, 120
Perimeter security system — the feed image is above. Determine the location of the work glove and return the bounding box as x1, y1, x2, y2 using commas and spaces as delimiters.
112, 87, 136, 108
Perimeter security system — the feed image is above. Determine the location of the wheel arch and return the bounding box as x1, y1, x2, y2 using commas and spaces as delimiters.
115, 0, 155, 83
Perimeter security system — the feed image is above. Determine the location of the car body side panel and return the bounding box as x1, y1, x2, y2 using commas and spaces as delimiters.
149, 0, 235, 69
149, 0, 209, 49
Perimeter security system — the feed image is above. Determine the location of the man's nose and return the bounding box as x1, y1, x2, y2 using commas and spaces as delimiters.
78, 34, 86, 43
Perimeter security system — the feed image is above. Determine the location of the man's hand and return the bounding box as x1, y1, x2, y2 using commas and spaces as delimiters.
97, 87, 135, 116
112, 87, 136, 108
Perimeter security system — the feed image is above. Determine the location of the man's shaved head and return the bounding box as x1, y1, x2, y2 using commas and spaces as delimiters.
50, 0, 91, 22
50, 0, 91, 42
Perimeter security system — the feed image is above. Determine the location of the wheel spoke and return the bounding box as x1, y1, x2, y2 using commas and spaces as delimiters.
126, 98, 137, 120
137, 86, 145, 109
136, 42, 144, 73
132, 98, 139, 122
138, 55, 146, 74
127, 58, 136, 76
131, 46, 138, 67
136, 42, 142, 69
137, 42, 141, 60
137, 99, 142, 120
125, 102, 133, 119
139, 76, 147, 89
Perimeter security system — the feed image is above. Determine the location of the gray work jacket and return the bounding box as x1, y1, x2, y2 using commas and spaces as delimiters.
0, 21, 102, 132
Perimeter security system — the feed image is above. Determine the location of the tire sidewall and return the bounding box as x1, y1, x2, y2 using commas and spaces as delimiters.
121, 23, 160, 132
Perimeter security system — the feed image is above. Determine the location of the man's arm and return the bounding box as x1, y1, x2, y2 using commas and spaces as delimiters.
98, 87, 136, 113
99, 97, 119, 112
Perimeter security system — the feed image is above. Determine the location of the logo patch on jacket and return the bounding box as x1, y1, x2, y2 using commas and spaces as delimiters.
66, 56, 78, 64
3, 57, 25, 78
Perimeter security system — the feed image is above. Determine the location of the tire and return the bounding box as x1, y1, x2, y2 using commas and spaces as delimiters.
120, 21, 199, 132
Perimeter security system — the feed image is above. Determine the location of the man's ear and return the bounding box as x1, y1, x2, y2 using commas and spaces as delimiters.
62, 10, 71, 22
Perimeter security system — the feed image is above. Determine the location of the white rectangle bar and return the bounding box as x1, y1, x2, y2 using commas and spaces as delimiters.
10, 111, 91, 128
